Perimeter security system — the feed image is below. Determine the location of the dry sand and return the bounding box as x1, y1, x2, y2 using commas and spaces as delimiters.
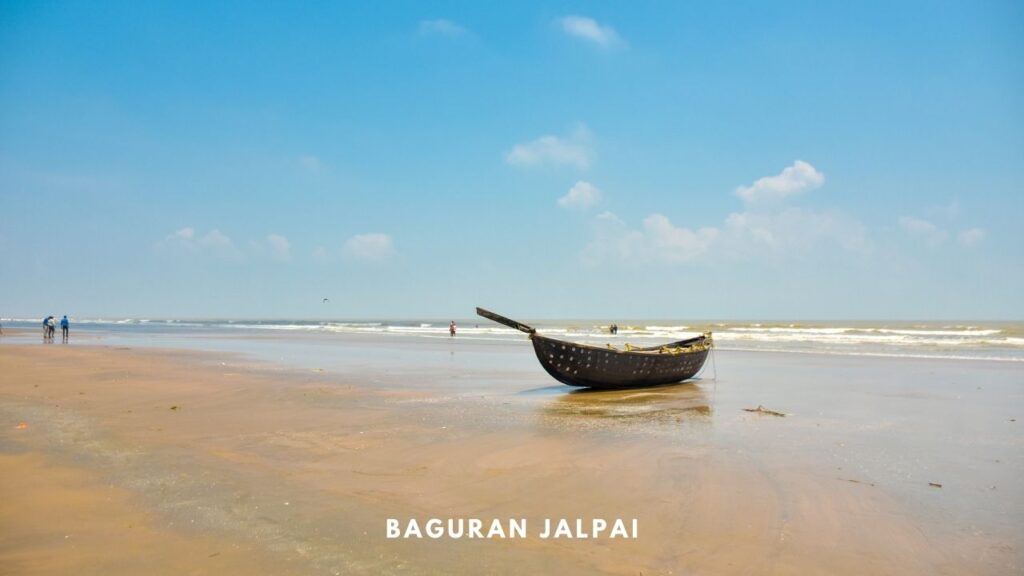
0, 342, 1020, 574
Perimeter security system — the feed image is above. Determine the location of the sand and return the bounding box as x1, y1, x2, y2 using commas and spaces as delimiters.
1, 340, 1020, 574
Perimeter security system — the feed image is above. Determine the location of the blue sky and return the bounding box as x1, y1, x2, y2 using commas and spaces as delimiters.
1, 1, 1021, 319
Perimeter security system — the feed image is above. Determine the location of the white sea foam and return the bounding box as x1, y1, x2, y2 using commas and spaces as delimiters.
729, 326, 854, 335
642, 325, 690, 332
874, 328, 1001, 337
713, 345, 1024, 363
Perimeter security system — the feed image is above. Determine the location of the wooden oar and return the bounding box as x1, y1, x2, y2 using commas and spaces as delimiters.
475, 308, 536, 334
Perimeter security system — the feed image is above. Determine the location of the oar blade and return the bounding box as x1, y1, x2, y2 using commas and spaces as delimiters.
475, 308, 535, 334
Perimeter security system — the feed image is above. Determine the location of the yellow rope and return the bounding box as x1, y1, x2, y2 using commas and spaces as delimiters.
607, 333, 714, 355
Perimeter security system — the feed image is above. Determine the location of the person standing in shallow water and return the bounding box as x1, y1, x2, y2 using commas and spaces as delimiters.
60, 315, 69, 343
449, 321, 456, 337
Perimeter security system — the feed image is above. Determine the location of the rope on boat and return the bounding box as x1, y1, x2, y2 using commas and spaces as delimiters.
710, 344, 718, 381
610, 333, 714, 355
690, 333, 717, 382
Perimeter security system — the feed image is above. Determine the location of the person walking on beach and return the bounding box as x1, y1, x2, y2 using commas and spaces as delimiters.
60, 315, 69, 343
449, 321, 457, 338
43, 316, 55, 342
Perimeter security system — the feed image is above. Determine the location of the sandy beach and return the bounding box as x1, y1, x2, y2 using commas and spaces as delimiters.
1, 336, 1021, 575
4, 0, 1021, 572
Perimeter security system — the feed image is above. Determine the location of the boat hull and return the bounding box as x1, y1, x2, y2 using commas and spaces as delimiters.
530, 334, 710, 389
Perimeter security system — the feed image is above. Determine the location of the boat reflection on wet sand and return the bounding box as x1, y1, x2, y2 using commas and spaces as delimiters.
540, 384, 712, 428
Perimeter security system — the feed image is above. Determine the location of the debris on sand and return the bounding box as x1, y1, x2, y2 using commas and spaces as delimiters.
929, 482, 943, 488
840, 478, 875, 487
743, 405, 788, 417
170, 405, 180, 411
15, 422, 29, 430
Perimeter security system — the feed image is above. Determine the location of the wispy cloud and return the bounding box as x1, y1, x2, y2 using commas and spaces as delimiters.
581, 164, 869, 266
418, 18, 468, 37
559, 15, 624, 48
264, 233, 291, 261
582, 212, 717, 265
722, 208, 869, 257
582, 207, 867, 266
641, 214, 720, 263
957, 227, 986, 247
899, 216, 948, 246
161, 227, 242, 259
558, 181, 602, 210
899, 203, 986, 249
167, 227, 195, 242
344, 233, 395, 262
735, 160, 825, 203
505, 124, 593, 169
298, 155, 323, 172
312, 246, 334, 264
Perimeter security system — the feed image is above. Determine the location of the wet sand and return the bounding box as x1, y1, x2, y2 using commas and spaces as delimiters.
0, 340, 1020, 574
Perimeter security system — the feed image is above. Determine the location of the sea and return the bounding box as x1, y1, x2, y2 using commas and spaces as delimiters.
3, 317, 1023, 363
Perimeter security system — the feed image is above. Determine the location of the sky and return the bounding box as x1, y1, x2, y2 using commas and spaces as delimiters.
1, 1, 1022, 320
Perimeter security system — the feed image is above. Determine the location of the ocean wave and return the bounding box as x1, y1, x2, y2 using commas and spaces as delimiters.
873, 328, 1001, 336
641, 325, 690, 332
3, 317, 1021, 360
729, 326, 853, 334
713, 330, 1022, 348
714, 345, 1024, 363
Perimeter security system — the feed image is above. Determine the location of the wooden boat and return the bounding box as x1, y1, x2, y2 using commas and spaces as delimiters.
476, 308, 713, 389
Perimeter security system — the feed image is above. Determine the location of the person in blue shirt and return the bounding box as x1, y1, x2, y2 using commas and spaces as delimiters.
61, 315, 69, 343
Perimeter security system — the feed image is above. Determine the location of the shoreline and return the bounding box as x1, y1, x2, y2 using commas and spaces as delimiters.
2, 317, 1022, 365
1, 338, 1020, 574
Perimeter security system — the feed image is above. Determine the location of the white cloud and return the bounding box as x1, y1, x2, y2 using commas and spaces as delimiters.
723, 208, 869, 256
582, 207, 868, 266
735, 160, 825, 203
899, 216, 948, 246
418, 18, 467, 37
558, 181, 602, 210
642, 214, 719, 263
505, 124, 593, 169
581, 211, 644, 265
265, 233, 291, 261
200, 229, 232, 249
168, 227, 194, 241
559, 15, 624, 47
161, 227, 241, 259
582, 212, 717, 265
344, 233, 395, 262
957, 227, 986, 247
